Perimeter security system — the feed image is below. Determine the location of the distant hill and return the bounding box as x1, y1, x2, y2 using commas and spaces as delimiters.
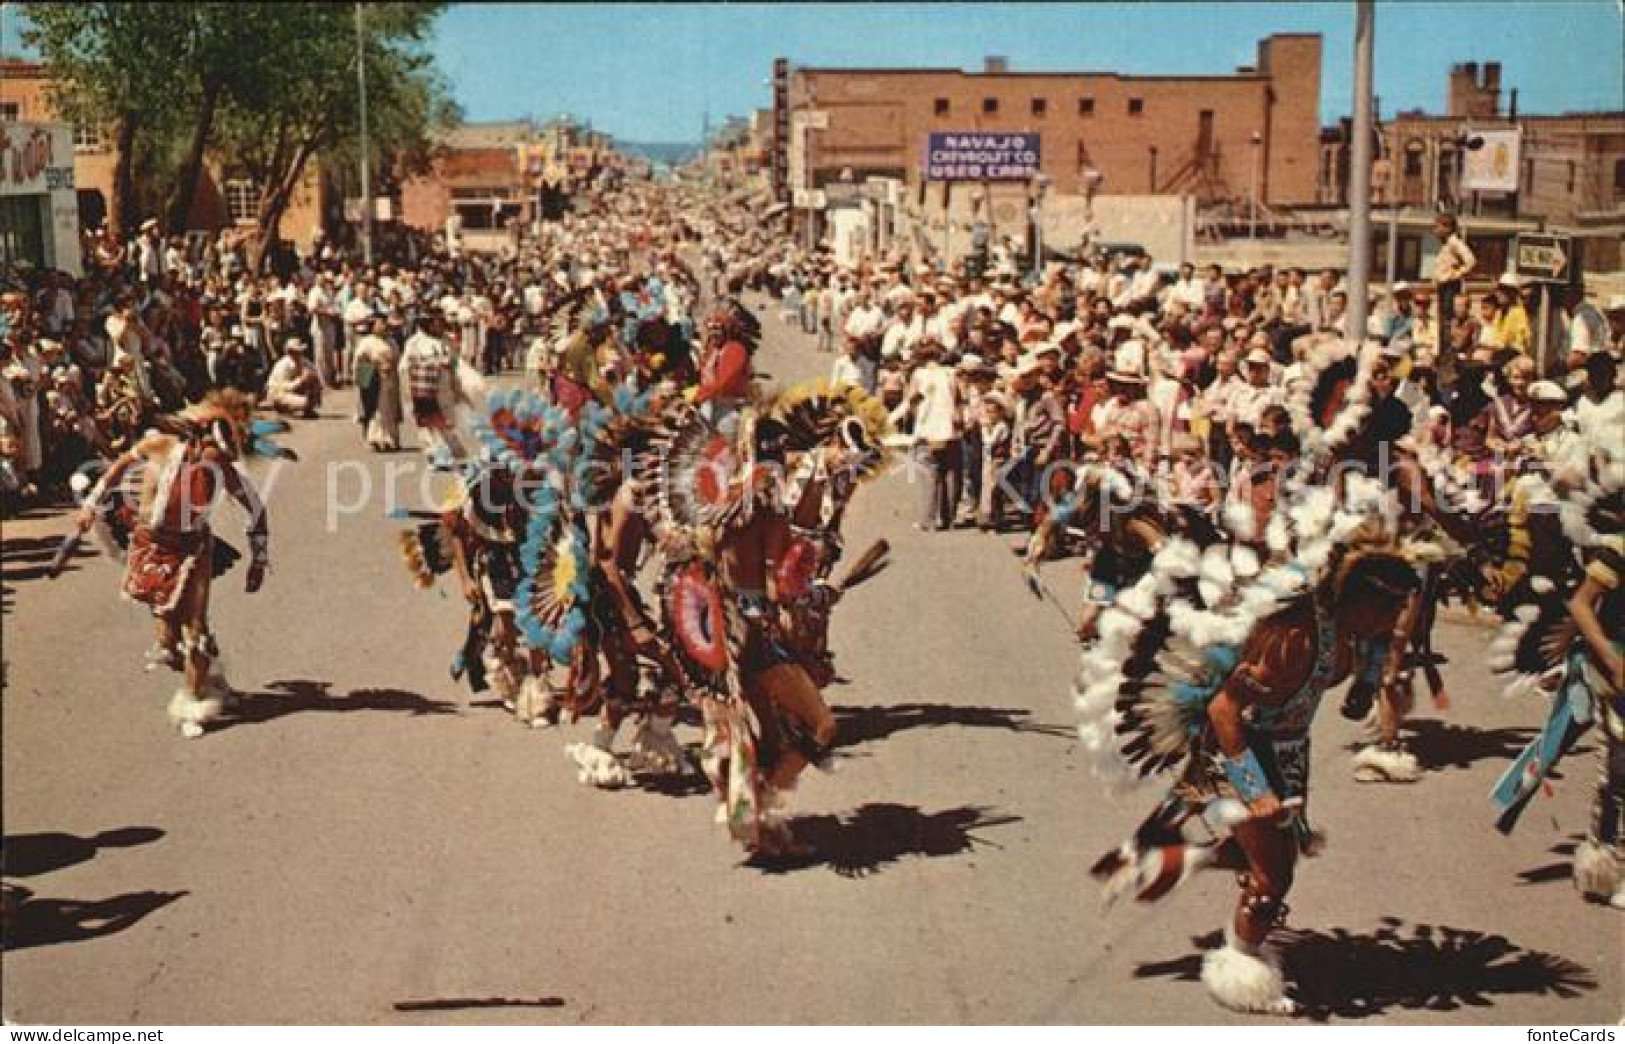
615, 141, 701, 167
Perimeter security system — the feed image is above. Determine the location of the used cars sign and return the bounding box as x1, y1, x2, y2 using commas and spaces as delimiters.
926, 132, 1041, 182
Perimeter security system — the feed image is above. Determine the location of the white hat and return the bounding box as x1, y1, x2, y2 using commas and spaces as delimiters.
1114, 339, 1148, 377
1107, 314, 1137, 331
956, 353, 988, 373
1244, 347, 1273, 367
139, 218, 158, 232
1393, 281, 1413, 295
1604, 295, 1625, 314
1497, 273, 1523, 289
1013, 352, 1046, 378
1033, 340, 1061, 359
284, 336, 307, 353
1528, 380, 1568, 404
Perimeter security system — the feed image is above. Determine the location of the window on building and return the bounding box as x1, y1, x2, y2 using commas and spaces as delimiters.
1128, 98, 1144, 116
1403, 143, 1423, 178
1567, 160, 1576, 194
982, 97, 999, 115
934, 97, 949, 116
1615, 158, 1625, 194
224, 179, 260, 224
73, 122, 103, 150
1031, 97, 1047, 117
1523, 157, 1535, 193
1078, 97, 1094, 116
0, 102, 19, 122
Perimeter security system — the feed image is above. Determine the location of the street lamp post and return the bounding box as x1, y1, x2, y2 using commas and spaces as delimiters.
355, 1, 373, 268
1346, 0, 1376, 344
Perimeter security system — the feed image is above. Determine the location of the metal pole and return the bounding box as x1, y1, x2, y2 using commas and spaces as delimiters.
1249, 137, 1260, 241
1346, 0, 1376, 343
1536, 284, 1551, 376
356, 2, 373, 268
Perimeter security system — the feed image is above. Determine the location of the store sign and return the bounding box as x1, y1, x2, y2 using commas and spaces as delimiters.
1461, 128, 1521, 193
926, 132, 1041, 182
0, 122, 75, 196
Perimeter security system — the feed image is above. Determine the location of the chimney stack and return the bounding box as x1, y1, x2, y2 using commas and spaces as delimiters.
984, 56, 1008, 74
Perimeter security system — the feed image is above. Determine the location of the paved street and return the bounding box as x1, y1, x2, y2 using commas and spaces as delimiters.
2, 298, 1620, 1025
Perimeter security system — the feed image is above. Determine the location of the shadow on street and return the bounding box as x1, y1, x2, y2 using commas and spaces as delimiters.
834, 702, 1074, 752
751, 802, 1021, 877
1135, 918, 1597, 1020
218, 679, 461, 730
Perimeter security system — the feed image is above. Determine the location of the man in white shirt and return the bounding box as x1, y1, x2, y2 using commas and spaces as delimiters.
880, 297, 924, 361
306, 273, 341, 388
891, 340, 961, 531
265, 338, 323, 417
1170, 262, 1206, 311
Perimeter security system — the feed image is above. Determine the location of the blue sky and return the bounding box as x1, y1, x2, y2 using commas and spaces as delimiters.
5, 2, 1622, 142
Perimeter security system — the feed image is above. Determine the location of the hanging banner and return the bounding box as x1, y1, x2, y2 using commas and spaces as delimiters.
926, 132, 1041, 182
1461, 128, 1521, 193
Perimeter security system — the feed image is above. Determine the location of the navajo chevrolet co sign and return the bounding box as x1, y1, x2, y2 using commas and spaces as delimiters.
926, 132, 1041, 182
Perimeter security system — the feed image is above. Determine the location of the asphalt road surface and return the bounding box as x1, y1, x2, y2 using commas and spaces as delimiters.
2, 297, 1620, 1025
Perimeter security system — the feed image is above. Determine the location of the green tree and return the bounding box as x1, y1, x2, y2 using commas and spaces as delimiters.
21, 3, 191, 240
209, 2, 454, 272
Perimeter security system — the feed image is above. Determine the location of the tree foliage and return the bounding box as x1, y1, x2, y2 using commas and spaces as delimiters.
23, 2, 457, 267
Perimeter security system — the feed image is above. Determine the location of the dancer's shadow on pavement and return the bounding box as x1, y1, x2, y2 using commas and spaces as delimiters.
2, 826, 181, 952
751, 803, 1021, 877
0, 534, 94, 584
1402, 719, 1538, 772
1516, 836, 1583, 887
834, 703, 1073, 753
2, 827, 163, 878
221, 679, 460, 730
1136, 918, 1596, 1021
2, 883, 186, 951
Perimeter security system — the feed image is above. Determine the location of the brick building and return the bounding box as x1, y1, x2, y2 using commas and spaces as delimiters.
0, 58, 328, 250
780, 34, 1322, 207
1318, 61, 1625, 223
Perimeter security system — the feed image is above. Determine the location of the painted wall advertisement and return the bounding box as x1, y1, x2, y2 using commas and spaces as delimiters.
925, 132, 1041, 182
0, 121, 81, 276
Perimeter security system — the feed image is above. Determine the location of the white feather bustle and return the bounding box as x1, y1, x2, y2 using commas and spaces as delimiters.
1223, 500, 1257, 543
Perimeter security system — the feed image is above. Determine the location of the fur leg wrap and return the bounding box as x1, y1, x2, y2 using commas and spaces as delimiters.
516, 675, 556, 728
1573, 837, 1623, 903
566, 730, 629, 789
168, 687, 223, 739
628, 713, 686, 773
484, 649, 520, 712
1201, 928, 1298, 1016
1352, 743, 1421, 783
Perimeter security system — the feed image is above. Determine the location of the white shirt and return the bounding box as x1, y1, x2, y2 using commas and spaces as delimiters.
897, 363, 959, 444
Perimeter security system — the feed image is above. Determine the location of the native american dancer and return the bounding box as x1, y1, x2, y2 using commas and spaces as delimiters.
66, 390, 292, 737
1487, 434, 1624, 909
1281, 339, 1497, 783
400, 389, 566, 726
1077, 475, 1428, 1014
643, 383, 888, 857
520, 384, 692, 786
1024, 454, 1224, 644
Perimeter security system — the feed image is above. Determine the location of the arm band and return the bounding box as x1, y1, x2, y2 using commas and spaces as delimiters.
1221, 747, 1274, 804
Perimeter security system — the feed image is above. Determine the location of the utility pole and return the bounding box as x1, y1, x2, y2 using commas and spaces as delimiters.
1346, 0, 1376, 344
1249, 131, 1262, 241
356, 1, 373, 268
